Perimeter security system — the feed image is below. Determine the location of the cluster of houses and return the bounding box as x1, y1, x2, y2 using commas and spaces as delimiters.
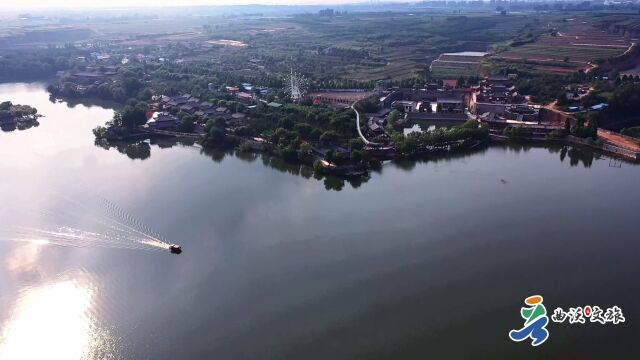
308, 90, 376, 107
362, 75, 551, 135
469, 75, 526, 115
50, 65, 121, 96
365, 83, 471, 132
368, 83, 469, 132
223, 83, 269, 104
565, 85, 591, 101
469, 75, 542, 124
383, 83, 468, 114
74, 52, 112, 63
69, 66, 119, 85
563, 83, 608, 114
147, 94, 246, 131
567, 103, 609, 113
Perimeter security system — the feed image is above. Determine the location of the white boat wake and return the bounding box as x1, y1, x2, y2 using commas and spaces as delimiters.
0, 195, 173, 252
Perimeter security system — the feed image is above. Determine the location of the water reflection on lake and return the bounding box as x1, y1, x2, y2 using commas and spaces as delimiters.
1, 83, 640, 359
402, 119, 462, 136
0, 268, 118, 360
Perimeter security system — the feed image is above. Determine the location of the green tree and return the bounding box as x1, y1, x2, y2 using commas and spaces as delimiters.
556, 92, 569, 106
319, 130, 338, 145
294, 123, 313, 138
119, 103, 148, 130
0, 101, 12, 111
351, 149, 363, 163
281, 146, 298, 162
207, 126, 226, 144
387, 109, 401, 128
310, 128, 322, 140
177, 115, 196, 133
349, 138, 364, 150
300, 141, 312, 154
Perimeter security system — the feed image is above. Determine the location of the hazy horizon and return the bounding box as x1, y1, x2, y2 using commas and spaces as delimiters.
5, 0, 409, 11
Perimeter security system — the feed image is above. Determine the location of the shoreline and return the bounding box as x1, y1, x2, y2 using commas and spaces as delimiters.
490, 133, 640, 162
99, 130, 639, 182
33, 86, 640, 169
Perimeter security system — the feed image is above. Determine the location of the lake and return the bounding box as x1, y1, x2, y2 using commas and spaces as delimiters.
1, 83, 639, 359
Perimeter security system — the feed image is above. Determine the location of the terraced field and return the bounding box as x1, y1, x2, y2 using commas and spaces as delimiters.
495, 16, 634, 74
429, 51, 487, 77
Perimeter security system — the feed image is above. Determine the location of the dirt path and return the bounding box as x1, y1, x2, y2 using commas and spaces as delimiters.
598, 129, 640, 151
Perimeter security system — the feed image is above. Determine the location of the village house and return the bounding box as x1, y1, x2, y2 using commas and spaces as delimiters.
308, 90, 376, 107
367, 117, 385, 134
503, 105, 541, 122
442, 79, 458, 89
485, 74, 511, 86
165, 95, 191, 108
405, 112, 469, 122
180, 103, 198, 113
436, 98, 465, 113
470, 75, 526, 116
381, 88, 469, 110
392, 100, 418, 113
312, 144, 350, 158
146, 112, 179, 130
199, 101, 214, 110
70, 72, 108, 86
236, 92, 254, 104
227, 112, 246, 126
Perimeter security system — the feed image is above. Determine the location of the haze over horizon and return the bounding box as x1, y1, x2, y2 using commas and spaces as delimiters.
7, 0, 405, 10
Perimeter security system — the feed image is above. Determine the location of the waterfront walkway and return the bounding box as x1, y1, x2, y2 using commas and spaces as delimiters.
138, 126, 205, 140
597, 129, 640, 152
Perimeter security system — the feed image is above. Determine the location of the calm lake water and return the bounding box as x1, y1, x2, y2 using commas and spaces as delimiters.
1, 83, 639, 359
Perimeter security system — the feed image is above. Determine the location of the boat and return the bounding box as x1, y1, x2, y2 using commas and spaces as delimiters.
169, 244, 182, 254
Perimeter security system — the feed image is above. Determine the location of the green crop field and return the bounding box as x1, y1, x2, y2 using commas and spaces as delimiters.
505, 44, 623, 60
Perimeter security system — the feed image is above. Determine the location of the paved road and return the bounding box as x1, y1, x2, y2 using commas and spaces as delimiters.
351, 102, 381, 146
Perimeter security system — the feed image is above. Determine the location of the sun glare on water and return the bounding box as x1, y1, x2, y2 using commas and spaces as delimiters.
28, 238, 50, 246
0, 279, 111, 360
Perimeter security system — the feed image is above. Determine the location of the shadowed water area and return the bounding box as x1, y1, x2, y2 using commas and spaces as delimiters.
0, 83, 639, 359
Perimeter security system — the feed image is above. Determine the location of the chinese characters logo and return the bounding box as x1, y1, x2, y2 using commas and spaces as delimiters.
551, 305, 625, 325
509, 295, 626, 347
508, 295, 549, 346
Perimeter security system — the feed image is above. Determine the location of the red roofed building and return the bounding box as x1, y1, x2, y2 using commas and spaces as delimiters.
236, 92, 254, 103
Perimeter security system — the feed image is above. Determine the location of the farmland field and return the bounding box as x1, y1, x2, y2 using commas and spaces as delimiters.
146, 12, 541, 84
494, 15, 635, 74
1, 10, 639, 86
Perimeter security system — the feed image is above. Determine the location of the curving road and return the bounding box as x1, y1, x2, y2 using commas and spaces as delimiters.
351, 102, 381, 147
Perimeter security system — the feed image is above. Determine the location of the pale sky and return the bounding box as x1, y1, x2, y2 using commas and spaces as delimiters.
9, 0, 388, 10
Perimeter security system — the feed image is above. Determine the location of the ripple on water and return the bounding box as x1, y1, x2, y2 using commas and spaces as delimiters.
0, 268, 123, 360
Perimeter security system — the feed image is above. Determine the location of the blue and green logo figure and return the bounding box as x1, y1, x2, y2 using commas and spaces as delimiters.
508, 295, 549, 346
